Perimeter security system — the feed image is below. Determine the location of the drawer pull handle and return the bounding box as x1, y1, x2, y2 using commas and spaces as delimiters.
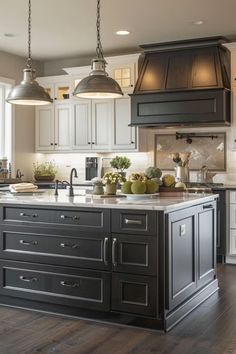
20, 240, 38, 246
60, 280, 79, 288
20, 212, 38, 218
112, 238, 118, 267
203, 204, 213, 209
124, 218, 142, 225
19, 276, 38, 282
103, 237, 109, 265
60, 242, 79, 249
60, 215, 80, 221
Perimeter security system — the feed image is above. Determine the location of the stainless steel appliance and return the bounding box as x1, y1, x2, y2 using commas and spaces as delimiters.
85, 157, 100, 181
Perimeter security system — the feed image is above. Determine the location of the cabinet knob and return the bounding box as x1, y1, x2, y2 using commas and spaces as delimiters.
203, 204, 213, 209
19, 276, 38, 282
60, 242, 80, 249
60, 214, 80, 220
124, 218, 142, 225
131, 141, 135, 144
54, 143, 58, 146
88, 142, 91, 145
60, 280, 79, 288
50, 143, 54, 146
92, 142, 95, 145
20, 240, 38, 246
103, 237, 109, 265
112, 238, 118, 267
20, 212, 38, 218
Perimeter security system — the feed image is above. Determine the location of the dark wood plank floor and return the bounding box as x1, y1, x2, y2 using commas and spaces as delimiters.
0, 264, 236, 354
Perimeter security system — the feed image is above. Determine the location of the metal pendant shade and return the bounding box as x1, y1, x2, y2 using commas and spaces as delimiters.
73, 0, 123, 99
6, 0, 52, 105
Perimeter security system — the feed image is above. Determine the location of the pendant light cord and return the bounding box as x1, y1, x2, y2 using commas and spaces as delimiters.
26, 0, 32, 69
96, 0, 104, 59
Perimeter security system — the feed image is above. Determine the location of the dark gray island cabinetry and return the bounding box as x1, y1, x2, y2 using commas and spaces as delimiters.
0, 192, 218, 331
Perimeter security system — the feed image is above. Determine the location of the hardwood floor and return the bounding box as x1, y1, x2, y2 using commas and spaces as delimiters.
0, 264, 236, 354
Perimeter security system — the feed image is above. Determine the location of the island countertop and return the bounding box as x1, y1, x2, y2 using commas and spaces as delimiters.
0, 189, 218, 212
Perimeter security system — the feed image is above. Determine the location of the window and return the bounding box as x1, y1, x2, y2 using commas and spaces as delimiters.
114, 67, 132, 88
0, 77, 14, 165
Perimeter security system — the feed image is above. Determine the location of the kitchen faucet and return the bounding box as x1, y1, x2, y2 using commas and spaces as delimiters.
54, 180, 69, 196
69, 168, 78, 197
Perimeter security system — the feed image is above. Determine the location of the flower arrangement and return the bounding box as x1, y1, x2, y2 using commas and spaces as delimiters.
103, 172, 125, 185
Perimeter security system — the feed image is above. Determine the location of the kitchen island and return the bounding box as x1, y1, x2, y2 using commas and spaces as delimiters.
0, 190, 218, 331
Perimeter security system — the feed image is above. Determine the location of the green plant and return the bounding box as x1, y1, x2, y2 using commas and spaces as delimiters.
103, 172, 125, 185
33, 161, 57, 177
110, 156, 131, 172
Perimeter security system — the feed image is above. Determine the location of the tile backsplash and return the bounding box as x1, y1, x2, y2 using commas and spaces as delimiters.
34, 125, 236, 185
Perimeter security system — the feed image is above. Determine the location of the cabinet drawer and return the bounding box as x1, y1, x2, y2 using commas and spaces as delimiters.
0, 227, 110, 270
112, 210, 157, 236
112, 273, 157, 317
2, 206, 110, 232
112, 234, 157, 275
230, 205, 236, 228
0, 260, 110, 311
230, 191, 236, 204
229, 230, 236, 255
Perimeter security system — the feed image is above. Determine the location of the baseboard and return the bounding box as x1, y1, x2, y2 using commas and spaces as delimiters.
164, 279, 219, 332
225, 256, 236, 264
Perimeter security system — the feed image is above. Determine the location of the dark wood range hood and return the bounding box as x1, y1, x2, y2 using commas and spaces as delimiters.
130, 37, 231, 127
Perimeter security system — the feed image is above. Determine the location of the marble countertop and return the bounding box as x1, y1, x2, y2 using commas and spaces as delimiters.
0, 189, 218, 212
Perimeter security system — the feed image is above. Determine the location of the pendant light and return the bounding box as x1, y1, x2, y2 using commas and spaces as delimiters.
6, 0, 52, 105
73, 0, 123, 99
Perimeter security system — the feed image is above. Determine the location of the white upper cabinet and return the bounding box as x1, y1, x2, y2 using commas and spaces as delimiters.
35, 54, 140, 153
112, 97, 136, 150
91, 100, 113, 150
72, 100, 112, 152
35, 75, 72, 152
73, 100, 92, 150
54, 104, 71, 151
36, 106, 54, 151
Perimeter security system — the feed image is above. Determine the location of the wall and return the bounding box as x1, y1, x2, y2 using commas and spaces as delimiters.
0, 50, 44, 180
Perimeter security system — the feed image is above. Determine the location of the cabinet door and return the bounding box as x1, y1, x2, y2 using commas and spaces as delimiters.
197, 202, 216, 289
73, 101, 92, 150
230, 204, 236, 228
54, 104, 71, 151
112, 97, 137, 150
35, 106, 54, 151
229, 230, 236, 255
111, 234, 157, 275
91, 100, 113, 150
112, 273, 157, 316
166, 207, 197, 310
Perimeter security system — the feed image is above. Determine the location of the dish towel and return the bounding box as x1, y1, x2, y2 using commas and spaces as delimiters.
10, 183, 38, 193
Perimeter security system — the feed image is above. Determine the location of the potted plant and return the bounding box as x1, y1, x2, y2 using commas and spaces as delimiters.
110, 156, 131, 178
33, 161, 57, 182
103, 172, 125, 195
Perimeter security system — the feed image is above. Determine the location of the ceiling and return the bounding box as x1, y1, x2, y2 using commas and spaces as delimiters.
1, 0, 236, 60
